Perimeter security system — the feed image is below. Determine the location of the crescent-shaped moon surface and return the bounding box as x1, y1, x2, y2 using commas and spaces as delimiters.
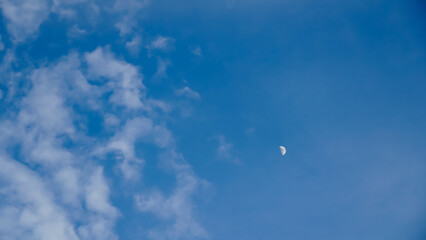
279, 146, 286, 156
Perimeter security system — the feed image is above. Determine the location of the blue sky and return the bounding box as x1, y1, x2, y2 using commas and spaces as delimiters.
0, 0, 425, 239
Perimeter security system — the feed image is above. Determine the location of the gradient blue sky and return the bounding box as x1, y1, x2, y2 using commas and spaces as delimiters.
0, 0, 425, 239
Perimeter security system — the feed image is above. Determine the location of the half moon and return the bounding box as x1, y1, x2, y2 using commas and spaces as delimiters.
279, 146, 286, 156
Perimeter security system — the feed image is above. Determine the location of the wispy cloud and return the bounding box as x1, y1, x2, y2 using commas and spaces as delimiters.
0, 35, 4, 51
135, 150, 208, 240
97, 116, 172, 180
217, 135, 241, 164
148, 36, 175, 52
153, 57, 171, 80
190, 46, 202, 57
67, 25, 88, 39
113, 0, 150, 37
125, 34, 143, 55
175, 86, 201, 100
246, 127, 255, 135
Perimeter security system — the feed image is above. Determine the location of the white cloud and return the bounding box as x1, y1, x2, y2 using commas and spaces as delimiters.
0, 44, 207, 240
0, 0, 138, 43
0, 0, 149, 44
135, 150, 208, 240
0, 0, 50, 42
101, 117, 153, 180
191, 46, 202, 57
113, 0, 149, 37
0, 51, 21, 103
125, 34, 143, 55
67, 25, 88, 39
246, 127, 255, 135
21, 73, 74, 134
54, 167, 82, 207
104, 113, 121, 128
85, 47, 147, 109
16, 58, 81, 169
85, 167, 118, 217
51, 0, 97, 19
98, 116, 173, 180
0, 35, 4, 51
148, 36, 175, 52
0, 156, 79, 240
153, 57, 171, 80
217, 135, 240, 164
175, 86, 201, 100
78, 214, 118, 240
0, 51, 119, 240
81, 46, 207, 238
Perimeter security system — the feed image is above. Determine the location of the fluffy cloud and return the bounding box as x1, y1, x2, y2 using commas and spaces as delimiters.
0, 0, 50, 42
0, 156, 79, 240
0, 51, 118, 239
85, 47, 147, 109
0, 0, 96, 42
0, 2, 207, 238
85, 167, 118, 217
0, 0, 145, 43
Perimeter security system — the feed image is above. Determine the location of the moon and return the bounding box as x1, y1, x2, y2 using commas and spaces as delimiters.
279, 146, 286, 156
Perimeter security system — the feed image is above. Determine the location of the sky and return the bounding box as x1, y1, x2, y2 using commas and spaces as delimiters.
0, 0, 425, 239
